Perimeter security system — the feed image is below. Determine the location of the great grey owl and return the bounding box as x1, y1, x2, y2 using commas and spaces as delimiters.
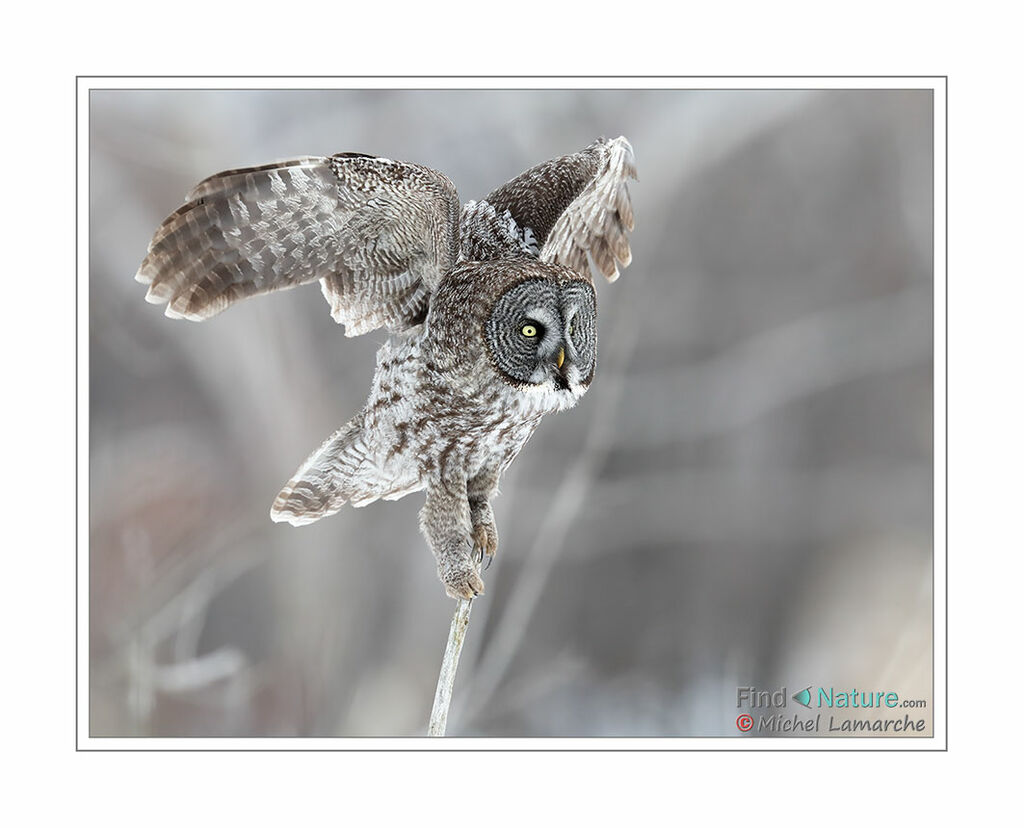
136, 136, 637, 599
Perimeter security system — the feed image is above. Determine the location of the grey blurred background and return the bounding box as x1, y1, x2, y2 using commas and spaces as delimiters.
89, 88, 933, 737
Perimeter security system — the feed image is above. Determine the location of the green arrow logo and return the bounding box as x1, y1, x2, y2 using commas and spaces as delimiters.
792, 686, 812, 707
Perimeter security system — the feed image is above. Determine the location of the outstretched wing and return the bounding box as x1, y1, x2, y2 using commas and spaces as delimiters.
469, 136, 636, 281
136, 153, 460, 336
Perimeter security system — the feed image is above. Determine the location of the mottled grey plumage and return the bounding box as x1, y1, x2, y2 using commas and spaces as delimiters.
137, 136, 636, 599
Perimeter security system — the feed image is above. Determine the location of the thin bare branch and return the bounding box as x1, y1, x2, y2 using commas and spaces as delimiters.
428, 597, 474, 736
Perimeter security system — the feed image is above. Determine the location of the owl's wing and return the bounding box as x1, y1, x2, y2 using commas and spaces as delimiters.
474, 136, 637, 281
136, 153, 460, 336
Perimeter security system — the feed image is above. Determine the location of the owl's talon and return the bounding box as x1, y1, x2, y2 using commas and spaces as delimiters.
471, 518, 498, 564
441, 559, 486, 601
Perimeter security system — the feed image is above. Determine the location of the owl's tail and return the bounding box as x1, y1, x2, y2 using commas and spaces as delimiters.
270, 418, 375, 526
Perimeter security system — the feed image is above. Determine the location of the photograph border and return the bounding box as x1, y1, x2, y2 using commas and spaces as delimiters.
77, 75, 947, 751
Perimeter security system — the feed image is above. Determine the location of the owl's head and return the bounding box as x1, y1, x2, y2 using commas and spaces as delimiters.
483, 268, 596, 409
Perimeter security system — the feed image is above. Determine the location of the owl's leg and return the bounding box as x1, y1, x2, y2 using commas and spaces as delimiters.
469, 500, 499, 566
420, 480, 485, 600
468, 470, 500, 567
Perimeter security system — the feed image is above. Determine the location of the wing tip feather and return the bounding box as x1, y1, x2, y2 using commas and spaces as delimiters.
610, 135, 638, 180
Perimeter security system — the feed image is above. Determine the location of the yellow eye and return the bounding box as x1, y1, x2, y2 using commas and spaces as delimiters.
521, 324, 537, 337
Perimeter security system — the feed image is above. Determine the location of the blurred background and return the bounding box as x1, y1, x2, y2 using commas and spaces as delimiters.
89, 88, 933, 737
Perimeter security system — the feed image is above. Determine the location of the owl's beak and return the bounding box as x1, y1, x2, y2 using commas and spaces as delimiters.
551, 346, 570, 391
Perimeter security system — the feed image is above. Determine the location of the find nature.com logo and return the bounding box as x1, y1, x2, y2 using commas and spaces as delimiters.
734, 685, 929, 734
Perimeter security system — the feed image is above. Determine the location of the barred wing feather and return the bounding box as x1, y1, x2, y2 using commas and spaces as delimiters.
540, 136, 636, 281
136, 153, 460, 336
479, 136, 637, 281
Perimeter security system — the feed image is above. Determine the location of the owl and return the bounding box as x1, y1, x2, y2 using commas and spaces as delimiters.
137, 136, 636, 599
